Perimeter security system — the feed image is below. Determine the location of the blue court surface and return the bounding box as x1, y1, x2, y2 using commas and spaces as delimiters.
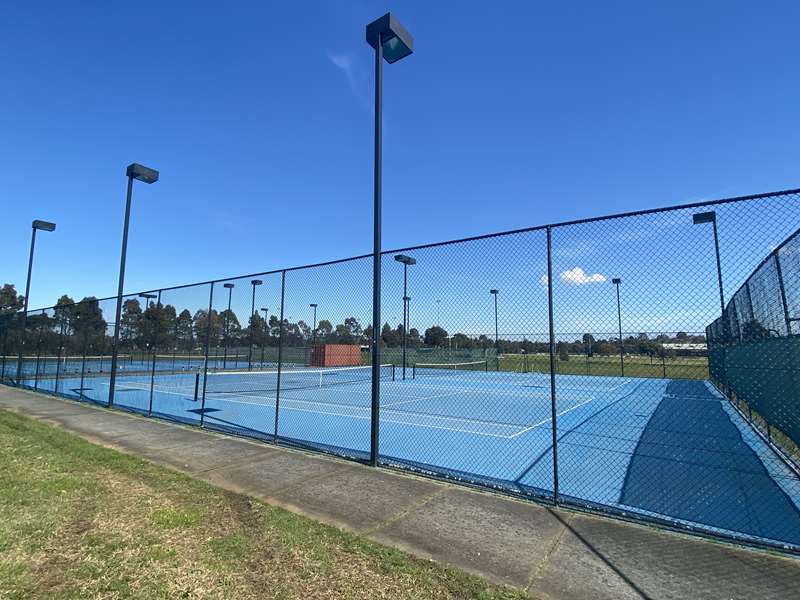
39, 365, 800, 550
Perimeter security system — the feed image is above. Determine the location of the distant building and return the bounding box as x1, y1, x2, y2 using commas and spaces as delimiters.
662, 342, 707, 355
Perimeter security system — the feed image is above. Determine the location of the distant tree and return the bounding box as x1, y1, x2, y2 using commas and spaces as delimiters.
219, 309, 241, 345
53, 295, 76, 335
381, 322, 398, 347
296, 319, 310, 344
676, 332, 688, 339
333, 323, 354, 344
407, 327, 421, 348
315, 319, 332, 342
424, 326, 448, 347
193, 309, 222, 348
451, 333, 471, 349
176, 309, 194, 350
476, 334, 492, 349
343, 317, 363, 340
267, 315, 282, 339
558, 343, 570, 361
120, 299, 143, 348
247, 312, 267, 347
0, 284, 24, 315
71, 297, 108, 351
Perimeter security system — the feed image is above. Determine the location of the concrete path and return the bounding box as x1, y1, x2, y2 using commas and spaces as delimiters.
1, 386, 799, 600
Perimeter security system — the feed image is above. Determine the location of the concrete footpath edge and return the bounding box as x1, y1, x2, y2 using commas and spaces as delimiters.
1, 386, 799, 600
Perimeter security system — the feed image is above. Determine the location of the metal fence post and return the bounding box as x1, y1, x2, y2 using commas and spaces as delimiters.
33, 311, 45, 390
200, 283, 215, 427
273, 270, 286, 442
546, 226, 559, 504
148, 290, 161, 416
54, 317, 66, 395
0, 325, 7, 380
774, 253, 793, 336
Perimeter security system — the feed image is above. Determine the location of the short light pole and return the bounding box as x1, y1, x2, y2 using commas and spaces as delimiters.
366, 12, 414, 466
260, 307, 269, 368
612, 278, 624, 376
692, 211, 725, 315
222, 283, 235, 369
310, 303, 318, 346
394, 254, 416, 380
16, 219, 56, 382
248, 280, 263, 370
108, 163, 159, 406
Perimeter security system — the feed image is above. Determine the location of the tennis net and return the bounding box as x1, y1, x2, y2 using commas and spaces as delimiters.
196, 363, 395, 399
412, 360, 488, 379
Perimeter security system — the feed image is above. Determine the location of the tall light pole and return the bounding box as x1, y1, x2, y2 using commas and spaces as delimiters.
260, 307, 269, 368
16, 220, 56, 381
394, 254, 416, 380
222, 283, 235, 369
490, 289, 499, 352
366, 12, 414, 466
108, 163, 159, 406
310, 303, 318, 346
248, 280, 263, 370
692, 211, 725, 315
612, 278, 624, 376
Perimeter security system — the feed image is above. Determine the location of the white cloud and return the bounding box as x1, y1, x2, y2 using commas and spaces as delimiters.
539, 274, 549, 287
328, 51, 373, 112
559, 267, 607, 285
329, 53, 355, 80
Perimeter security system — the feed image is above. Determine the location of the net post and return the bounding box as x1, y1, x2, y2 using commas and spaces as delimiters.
546, 225, 559, 505
200, 283, 215, 427
273, 270, 286, 443
194, 371, 200, 401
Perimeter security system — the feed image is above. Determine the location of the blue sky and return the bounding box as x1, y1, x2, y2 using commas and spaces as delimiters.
2, 1, 799, 337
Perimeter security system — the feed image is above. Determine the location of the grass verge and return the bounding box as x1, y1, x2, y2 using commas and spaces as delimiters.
0, 409, 528, 600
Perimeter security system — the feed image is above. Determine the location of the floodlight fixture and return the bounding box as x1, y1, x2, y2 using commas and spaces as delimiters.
126, 163, 159, 184
32, 220, 56, 232
366, 13, 414, 64
394, 254, 416, 265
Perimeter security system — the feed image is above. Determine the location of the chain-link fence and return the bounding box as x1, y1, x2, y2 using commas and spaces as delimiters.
3, 187, 800, 554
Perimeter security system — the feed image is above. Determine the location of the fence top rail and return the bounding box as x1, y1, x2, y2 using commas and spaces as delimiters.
23, 186, 800, 314
708, 223, 800, 332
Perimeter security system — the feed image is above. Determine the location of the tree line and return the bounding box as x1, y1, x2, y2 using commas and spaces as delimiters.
1, 283, 707, 357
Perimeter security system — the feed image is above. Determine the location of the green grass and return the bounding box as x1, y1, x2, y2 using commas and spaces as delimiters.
498, 353, 709, 380
0, 409, 528, 600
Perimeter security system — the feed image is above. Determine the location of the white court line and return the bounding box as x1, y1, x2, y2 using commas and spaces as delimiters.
382, 390, 463, 407
199, 394, 528, 439
404, 381, 555, 399
506, 395, 598, 439
109, 378, 606, 439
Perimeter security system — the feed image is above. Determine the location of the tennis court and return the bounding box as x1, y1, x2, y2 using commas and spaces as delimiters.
48, 360, 800, 549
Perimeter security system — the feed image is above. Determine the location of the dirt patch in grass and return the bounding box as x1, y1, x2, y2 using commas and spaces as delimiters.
0, 410, 529, 600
